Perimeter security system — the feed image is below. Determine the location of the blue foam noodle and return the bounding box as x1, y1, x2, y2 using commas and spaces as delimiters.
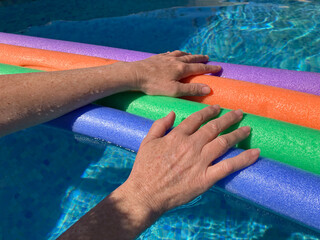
47, 104, 153, 152
47, 104, 320, 233
217, 148, 320, 232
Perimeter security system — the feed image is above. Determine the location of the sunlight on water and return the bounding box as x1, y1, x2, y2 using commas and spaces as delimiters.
47, 144, 320, 239
1, 1, 320, 239
47, 144, 272, 240
180, 2, 320, 72
20, 1, 320, 72
1, 125, 319, 239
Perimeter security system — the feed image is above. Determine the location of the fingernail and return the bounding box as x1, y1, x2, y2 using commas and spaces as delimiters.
234, 109, 243, 117
168, 111, 175, 116
202, 86, 211, 95
213, 65, 221, 71
251, 148, 261, 159
241, 126, 251, 135
211, 104, 220, 110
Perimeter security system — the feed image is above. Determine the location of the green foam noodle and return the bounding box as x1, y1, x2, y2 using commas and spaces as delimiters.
98, 92, 320, 175
1, 63, 320, 175
0, 63, 42, 74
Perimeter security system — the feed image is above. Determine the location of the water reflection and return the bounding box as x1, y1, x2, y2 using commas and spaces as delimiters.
19, 1, 320, 72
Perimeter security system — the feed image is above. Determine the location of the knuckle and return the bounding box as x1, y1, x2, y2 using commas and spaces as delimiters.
192, 112, 205, 123
224, 112, 237, 124
235, 129, 246, 138
177, 63, 186, 72
220, 161, 235, 175
189, 84, 200, 94
201, 64, 208, 71
168, 57, 176, 63
171, 85, 180, 96
208, 121, 221, 133
216, 136, 230, 148
166, 131, 178, 141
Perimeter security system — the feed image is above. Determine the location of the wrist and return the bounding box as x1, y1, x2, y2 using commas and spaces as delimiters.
112, 61, 141, 91
121, 61, 148, 92
115, 180, 164, 223
97, 61, 140, 94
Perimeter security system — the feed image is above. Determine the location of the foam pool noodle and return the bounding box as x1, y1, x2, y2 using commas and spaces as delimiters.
2, 63, 320, 233
0, 32, 319, 95
0, 43, 319, 130
1, 63, 320, 175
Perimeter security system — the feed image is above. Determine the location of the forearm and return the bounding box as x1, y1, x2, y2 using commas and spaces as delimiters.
58, 183, 160, 240
0, 62, 135, 136
0, 51, 221, 137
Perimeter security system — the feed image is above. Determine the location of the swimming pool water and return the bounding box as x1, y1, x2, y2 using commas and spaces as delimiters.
1, 0, 320, 239
10, 0, 320, 72
1, 125, 319, 239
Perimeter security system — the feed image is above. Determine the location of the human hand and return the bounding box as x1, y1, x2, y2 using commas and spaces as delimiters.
121, 105, 260, 216
58, 105, 260, 240
129, 51, 221, 97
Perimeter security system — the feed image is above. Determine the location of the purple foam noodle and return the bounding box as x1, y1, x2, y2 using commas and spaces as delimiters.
0, 32, 319, 95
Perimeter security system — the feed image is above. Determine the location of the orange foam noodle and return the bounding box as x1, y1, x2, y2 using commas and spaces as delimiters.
0, 43, 319, 130
182, 76, 320, 130
0, 43, 117, 71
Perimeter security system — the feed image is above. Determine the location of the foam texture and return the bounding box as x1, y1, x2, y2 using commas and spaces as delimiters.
48, 105, 152, 152
0, 63, 42, 74
99, 92, 320, 175
0, 32, 319, 95
2, 63, 320, 232
182, 75, 320, 130
0, 43, 116, 71
1, 43, 319, 130
2, 63, 320, 174
217, 148, 320, 232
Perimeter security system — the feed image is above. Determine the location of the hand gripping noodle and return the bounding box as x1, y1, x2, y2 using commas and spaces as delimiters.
0, 32, 319, 95
1, 63, 320, 175
0, 43, 319, 130
2, 64, 320, 232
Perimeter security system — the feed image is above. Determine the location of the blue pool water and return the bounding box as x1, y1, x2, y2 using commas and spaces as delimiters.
1, 0, 320, 239
11, 0, 320, 72
2, 125, 319, 239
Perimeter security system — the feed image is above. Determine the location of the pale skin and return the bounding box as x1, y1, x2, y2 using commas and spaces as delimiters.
0, 51, 218, 136
0, 51, 260, 239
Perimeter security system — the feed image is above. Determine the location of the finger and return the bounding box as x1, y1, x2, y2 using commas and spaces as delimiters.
173, 105, 220, 136
183, 63, 221, 77
173, 82, 212, 97
192, 109, 244, 146
168, 50, 190, 57
205, 148, 260, 184
201, 126, 251, 164
142, 111, 175, 144
160, 51, 171, 55
178, 54, 209, 63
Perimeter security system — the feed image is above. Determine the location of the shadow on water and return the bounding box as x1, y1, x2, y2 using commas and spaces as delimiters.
1, 124, 320, 239
0, 125, 105, 239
